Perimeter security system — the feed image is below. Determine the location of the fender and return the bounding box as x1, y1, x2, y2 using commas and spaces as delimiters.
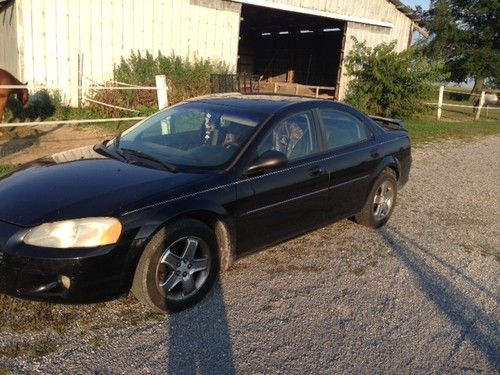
356, 155, 401, 212
361, 155, 401, 206
372, 155, 401, 182
121, 197, 236, 287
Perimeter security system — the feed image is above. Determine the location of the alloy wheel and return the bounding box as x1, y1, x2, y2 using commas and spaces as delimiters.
373, 181, 394, 220
156, 236, 211, 301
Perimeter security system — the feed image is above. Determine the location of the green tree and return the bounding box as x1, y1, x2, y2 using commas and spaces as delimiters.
418, 0, 500, 92
344, 38, 447, 118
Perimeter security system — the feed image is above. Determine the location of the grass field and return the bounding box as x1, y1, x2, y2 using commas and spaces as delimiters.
406, 118, 500, 144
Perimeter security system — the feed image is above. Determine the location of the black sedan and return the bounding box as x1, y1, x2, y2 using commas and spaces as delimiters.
0, 94, 411, 313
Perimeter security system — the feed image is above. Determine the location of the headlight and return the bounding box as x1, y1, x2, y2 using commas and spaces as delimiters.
24, 217, 122, 248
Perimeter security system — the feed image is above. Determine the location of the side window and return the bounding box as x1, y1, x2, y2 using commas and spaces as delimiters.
257, 111, 318, 161
320, 109, 371, 150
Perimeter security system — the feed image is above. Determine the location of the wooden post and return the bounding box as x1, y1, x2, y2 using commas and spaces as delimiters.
475, 91, 485, 120
155, 75, 168, 110
315, 87, 319, 98
437, 85, 444, 120
77, 53, 83, 108
273, 83, 278, 93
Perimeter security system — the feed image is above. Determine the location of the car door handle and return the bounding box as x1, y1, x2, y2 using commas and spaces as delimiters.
309, 167, 327, 177
370, 149, 380, 158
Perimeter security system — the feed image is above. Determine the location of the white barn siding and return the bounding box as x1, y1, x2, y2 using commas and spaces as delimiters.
14, 0, 241, 105
338, 14, 412, 98
0, 2, 19, 77
4, 0, 417, 104
261, 0, 411, 34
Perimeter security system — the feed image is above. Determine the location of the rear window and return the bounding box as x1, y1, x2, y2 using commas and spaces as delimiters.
320, 109, 371, 150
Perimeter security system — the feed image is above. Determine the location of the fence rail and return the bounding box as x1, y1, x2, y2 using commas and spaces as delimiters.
0, 117, 145, 128
0, 74, 168, 126
0, 85, 158, 90
431, 85, 500, 121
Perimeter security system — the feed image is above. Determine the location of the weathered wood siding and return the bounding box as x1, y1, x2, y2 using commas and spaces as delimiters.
8, 0, 415, 104
0, 2, 19, 77
14, 0, 241, 105
337, 20, 412, 98
264, 0, 412, 37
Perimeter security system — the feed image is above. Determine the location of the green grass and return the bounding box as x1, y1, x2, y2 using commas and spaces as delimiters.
0, 165, 18, 177
406, 118, 500, 144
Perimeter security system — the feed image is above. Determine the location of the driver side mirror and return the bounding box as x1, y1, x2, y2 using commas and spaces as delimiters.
245, 150, 288, 175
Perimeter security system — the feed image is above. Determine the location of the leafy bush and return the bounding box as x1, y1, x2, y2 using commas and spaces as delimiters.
90, 51, 230, 117
3, 90, 103, 131
6, 89, 56, 121
344, 38, 448, 118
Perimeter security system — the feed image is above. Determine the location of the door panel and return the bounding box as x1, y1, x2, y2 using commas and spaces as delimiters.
317, 108, 379, 219
236, 159, 328, 253
235, 110, 328, 253
326, 145, 378, 219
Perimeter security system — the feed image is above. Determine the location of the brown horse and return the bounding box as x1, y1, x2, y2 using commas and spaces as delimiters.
0, 68, 29, 123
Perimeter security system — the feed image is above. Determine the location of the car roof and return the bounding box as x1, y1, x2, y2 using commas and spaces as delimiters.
185, 93, 328, 115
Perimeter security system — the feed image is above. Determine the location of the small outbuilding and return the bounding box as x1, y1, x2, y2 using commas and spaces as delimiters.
0, 0, 424, 105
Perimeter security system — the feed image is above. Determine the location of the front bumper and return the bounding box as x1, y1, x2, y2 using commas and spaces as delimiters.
0, 220, 131, 302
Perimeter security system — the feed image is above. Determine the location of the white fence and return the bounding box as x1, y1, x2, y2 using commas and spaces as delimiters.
0, 74, 168, 126
427, 86, 500, 121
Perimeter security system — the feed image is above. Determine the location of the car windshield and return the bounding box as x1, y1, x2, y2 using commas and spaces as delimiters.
113, 102, 263, 169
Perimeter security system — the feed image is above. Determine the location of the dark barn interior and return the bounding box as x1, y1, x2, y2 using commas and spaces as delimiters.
238, 4, 346, 93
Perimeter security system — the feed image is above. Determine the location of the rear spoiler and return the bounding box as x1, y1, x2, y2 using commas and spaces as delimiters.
370, 115, 406, 130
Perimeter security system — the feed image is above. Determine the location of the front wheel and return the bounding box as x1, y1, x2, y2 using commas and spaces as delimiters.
354, 169, 397, 228
131, 219, 219, 313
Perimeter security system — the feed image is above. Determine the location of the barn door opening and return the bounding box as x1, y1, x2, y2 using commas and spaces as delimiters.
237, 4, 346, 99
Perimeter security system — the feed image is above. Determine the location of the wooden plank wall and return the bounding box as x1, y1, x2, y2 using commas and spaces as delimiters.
267, 0, 412, 42
14, 0, 241, 105
338, 18, 412, 98
0, 2, 19, 77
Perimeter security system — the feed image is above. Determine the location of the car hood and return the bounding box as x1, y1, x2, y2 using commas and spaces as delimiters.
0, 146, 208, 227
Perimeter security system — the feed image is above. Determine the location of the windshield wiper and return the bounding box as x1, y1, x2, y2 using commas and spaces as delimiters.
120, 148, 177, 172
94, 141, 126, 161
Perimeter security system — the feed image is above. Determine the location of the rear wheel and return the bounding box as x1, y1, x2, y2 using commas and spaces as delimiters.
131, 219, 219, 313
355, 169, 397, 228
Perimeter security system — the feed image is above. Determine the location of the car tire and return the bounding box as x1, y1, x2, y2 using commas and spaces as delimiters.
354, 168, 397, 228
131, 219, 219, 313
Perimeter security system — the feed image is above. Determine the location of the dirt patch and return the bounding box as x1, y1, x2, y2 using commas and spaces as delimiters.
0, 125, 114, 165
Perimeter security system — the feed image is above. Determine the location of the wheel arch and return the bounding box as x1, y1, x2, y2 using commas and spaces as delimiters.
360, 156, 400, 209
125, 200, 237, 291
373, 155, 401, 182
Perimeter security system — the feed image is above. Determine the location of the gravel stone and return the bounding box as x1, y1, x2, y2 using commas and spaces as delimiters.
1, 135, 499, 374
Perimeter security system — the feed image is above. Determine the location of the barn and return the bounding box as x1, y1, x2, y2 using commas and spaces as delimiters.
0, 0, 423, 105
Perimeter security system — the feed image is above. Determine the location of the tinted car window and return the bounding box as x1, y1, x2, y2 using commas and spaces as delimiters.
320, 109, 370, 150
257, 111, 318, 161
116, 103, 263, 168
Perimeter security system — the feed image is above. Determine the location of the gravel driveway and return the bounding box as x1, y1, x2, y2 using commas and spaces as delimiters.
1, 135, 499, 374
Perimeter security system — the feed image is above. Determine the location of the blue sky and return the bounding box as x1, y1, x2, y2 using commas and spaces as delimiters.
403, 0, 430, 10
